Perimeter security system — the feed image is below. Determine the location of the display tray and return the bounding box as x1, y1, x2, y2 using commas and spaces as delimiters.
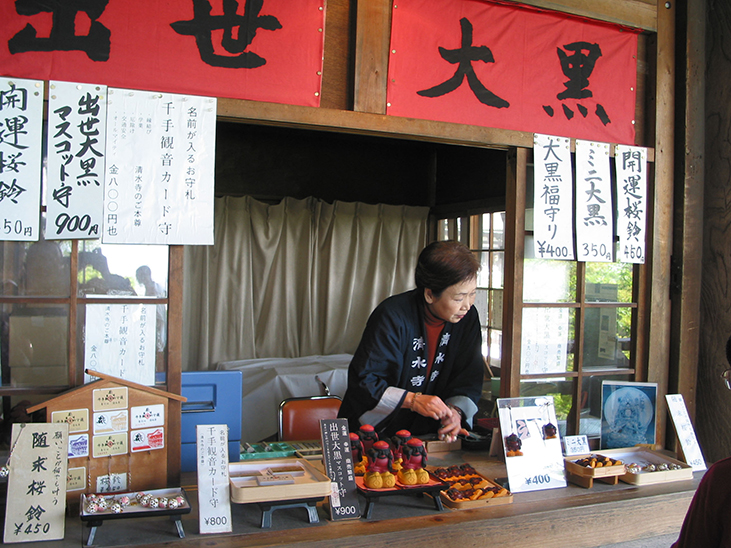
594, 447, 693, 485
565, 454, 627, 478
79, 488, 191, 521
229, 457, 334, 504
430, 464, 513, 509
355, 471, 446, 493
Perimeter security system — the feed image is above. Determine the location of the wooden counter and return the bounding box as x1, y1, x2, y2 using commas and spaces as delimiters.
55, 450, 698, 548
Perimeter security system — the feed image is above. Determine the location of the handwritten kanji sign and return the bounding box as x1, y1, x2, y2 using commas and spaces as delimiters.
387, 0, 639, 144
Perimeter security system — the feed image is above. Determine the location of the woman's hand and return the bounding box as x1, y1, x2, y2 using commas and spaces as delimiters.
437, 407, 467, 443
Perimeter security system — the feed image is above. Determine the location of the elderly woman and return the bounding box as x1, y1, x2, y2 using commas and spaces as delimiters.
338, 240, 484, 442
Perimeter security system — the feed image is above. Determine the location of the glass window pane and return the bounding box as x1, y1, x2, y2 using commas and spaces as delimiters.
476, 251, 490, 288
492, 212, 505, 249
523, 256, 576, 303
488, 328, 502, 370
582, 307, 632, 370
585, 262, 633, 303
6, 305, 68, 387
481, 213, 491, 249
4, 240, 72, 297
438, 219, 449, 241
489, 289, 503, 330
78, 242, 168, 298
474, 288, 488, 327
491, 251, 504, 289
521, 308, 574, 374
579, 373, 634, 439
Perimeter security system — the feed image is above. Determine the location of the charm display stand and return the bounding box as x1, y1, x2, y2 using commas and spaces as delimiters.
79, 488, 191, 547
255, 496, 325, 528
355, 476, 447, 519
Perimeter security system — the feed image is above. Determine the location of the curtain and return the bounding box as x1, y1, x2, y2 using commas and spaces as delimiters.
182, 196, 429, 370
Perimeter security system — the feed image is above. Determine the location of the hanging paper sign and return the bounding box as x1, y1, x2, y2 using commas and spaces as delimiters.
497, 397, 566, 493
196, 424, 233, 534
533, 134, 574, 260
51, 408, 89, 433
84, 304, 157, 386
92, 387, 128, 412
520, 307, 569, 374
3, 423, 68, 544
615, 145, 647, 263
67, 467, 86, 492
575, 140, 613, 262
130, 427, 165, 453
103, 88, 216, 245
0, 76, 43, 241
92, 410, 129, 435
563, 435, 590, 456
665, 394, 706, 471
46, 81, 107, 240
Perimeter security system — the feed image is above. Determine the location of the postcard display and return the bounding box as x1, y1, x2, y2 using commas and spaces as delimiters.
26, 372, 186, 501
497, 397, 567, 493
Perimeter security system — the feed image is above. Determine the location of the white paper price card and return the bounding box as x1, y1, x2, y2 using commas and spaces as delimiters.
196, 424, 232, 534
497, 396, 567, 493
563, 435, 590, 456
666, 394, 706, 472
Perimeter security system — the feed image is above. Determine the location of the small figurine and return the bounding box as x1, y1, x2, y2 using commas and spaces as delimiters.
364, 440, 396, 489
390, 429, 412, 471
542, 422, 557, 439
358, 424, 379, 456
350, 432, 367, 475
397, 438, 430, 485
505, 433, 523, 457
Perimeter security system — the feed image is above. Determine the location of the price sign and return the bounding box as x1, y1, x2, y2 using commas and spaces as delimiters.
563, 435, 590, 456
320, 419, 360, 520
666, 394, 706, 472
196, 425, 232, 534
497, 396, 567, 493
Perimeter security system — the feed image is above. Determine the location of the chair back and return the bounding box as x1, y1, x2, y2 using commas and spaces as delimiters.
278, 396, 342, 441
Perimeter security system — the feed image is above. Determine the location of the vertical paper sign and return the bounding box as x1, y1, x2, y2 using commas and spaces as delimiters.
46, 81, 107, 240
533, 134, 574, 260
520, 308, 569, 374
320, 418, 360, 520
3, 423, 68, 543
103, 88, 216, 245
575, 140, 613, 262
84, 304, 156, 386
666, 394, 706, 472
497, 397, 566, 493
196, 425, 232, 534
0, 76, 43, 241
615, 145, 647, 263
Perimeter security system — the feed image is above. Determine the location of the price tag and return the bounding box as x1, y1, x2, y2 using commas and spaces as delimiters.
665, 394, 706, 472
320, 419, 360, 520
497, 396, 567, 493
196, 425, 232, 534
563, 435, 590, 456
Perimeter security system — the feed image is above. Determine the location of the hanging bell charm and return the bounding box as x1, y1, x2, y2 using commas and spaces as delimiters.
0, 464, 10, 478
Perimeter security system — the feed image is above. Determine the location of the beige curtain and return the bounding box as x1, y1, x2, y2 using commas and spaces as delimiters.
182, 196, 429, 370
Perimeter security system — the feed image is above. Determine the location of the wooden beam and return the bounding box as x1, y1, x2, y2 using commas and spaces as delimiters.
353, 0, 391, 113
645, 0, 675, 447
513, 0, 657, 31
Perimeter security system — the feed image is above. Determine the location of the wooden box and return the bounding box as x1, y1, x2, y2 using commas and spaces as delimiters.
602, 447, 694, 485
564, 453, 626, 488
431, 464, 513, 509
228, 458, 333, 504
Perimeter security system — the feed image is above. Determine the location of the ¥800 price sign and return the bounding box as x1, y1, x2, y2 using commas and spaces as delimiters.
497, 396, 567, 493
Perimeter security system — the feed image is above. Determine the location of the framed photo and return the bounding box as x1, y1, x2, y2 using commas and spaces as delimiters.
600, 381, 657, 449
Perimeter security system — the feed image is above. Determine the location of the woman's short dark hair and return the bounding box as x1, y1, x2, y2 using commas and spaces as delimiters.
415, 240, 480, 296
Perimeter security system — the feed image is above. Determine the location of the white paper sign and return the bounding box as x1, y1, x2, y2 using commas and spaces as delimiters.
563, 435, 590, 456
665, 394, 706, 471
0, 77, 44, 241
533, 134, 574, 260
615, 145, 647, 263
103, 88, 216, 245
84, 303, 157, 386
3, 423, 68, 543
575, 140, 613, 262
196, 425, 232, 534
46, 81, 107, 240
497, 396, 567, 493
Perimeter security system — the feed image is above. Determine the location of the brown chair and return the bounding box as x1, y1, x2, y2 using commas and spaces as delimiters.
278, 396, 342, 441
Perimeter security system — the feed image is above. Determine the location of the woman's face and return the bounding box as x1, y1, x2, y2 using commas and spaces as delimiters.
424, 277, 477, 323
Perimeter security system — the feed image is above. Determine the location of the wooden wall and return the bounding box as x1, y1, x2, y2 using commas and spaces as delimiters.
698, 0, 731, 462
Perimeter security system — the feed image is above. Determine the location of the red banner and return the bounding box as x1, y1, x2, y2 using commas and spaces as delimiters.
387, 0, 639, 144
0, 0, 325, 107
